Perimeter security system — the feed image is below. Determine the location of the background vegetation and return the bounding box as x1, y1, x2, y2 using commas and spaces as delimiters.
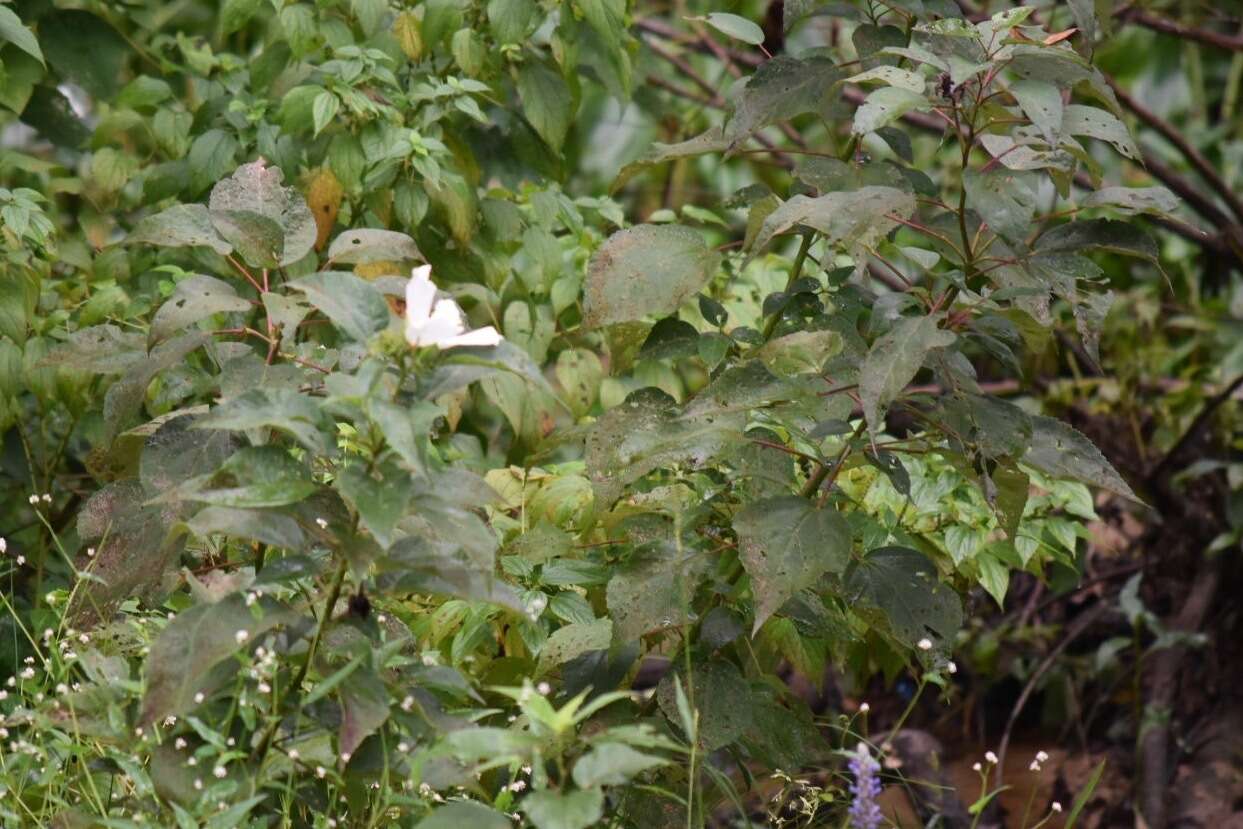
0, 0, 1240, 826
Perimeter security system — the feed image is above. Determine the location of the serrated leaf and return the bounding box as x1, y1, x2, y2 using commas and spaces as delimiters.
149, 275, 251, 347
194, 387, 335, 454
725, 56, 842, 150
584, 224, 720, 329
140, 593, 294, 725
734, 497, 852, 633
1022, 414, 1137, 500
845, 546, 962, 651
1035, 218, 1159, 263
656, 660, 752, 750
336, 458, 412, 548
750, 186, 914, 266
163, 445, 318, 508
184, 506, 306, 550
311, 91, 339, 137
538, 618, 612, 675
859, 314, 956, 435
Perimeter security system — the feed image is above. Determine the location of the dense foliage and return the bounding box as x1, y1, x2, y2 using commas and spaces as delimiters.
1, 0, 1241, 826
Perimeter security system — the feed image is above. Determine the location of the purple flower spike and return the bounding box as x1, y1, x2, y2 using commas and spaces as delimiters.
847, 742, 884, 829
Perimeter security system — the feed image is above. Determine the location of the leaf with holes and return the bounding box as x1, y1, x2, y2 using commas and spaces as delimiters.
149, 275, 251, 347
584, 225, 720, 329
845, 546, 962, 652
734, 496, 852, 633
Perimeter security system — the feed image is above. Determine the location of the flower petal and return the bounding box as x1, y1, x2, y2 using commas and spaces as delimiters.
404, 265, 437, 325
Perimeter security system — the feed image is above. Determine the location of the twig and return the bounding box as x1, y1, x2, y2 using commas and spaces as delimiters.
1108, 77, 1243, 223
994, 602, 1111, 787
1119, 8, 1243, 53
1147, 372, 1243, 485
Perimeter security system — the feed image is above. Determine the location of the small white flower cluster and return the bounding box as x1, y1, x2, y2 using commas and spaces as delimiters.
1029, 749, 1050, 772
1, 536, 25, 566
972, 750, 1000, 773
27, 493, 51, 505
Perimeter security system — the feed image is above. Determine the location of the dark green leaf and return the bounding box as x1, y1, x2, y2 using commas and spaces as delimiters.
845, 546, 962, 651
1022, 414, 1138, 501
288, 271, 391, 342
194, 388, 335, 454
126, 204, 234, 257
656, 660, 752, 750
859, 314, 955, 435
149, 275, 250, 347
208, 160, 317, 267
735, 497, 852, 633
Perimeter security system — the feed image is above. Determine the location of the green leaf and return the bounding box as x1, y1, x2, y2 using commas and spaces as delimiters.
607, 543, 710, 640
1035, 218, 1159, 263
336, 458, 413, 548
288, 271, 392, 342
845, 65, 925, 93
754, 329, 842, 376
140, 593, 294, 725
311, 91, 340, 137
327, 229, 423, 264
1082, 186, 1179, 216
149, 275, 251, 347
572, 742, 668, 787
194, 388, 335, 454
487, 0, 539, 43
415, 802, 512, 829
518, 59, 574, 150
522, 788, 604, 829
859, 313, 955, 435
538, 618, 612, 675
749, 186, 915, 265
188, 130, 241, 193
0, 7, 44, 65
183, 506, 306, 550
103, 332, 214, 439
656, 659, 752, 750
126, 204, 233, 256
853, 86, 930, 135
208, 160, 317, 267
220, 0, 263, 34
1061, 104, 1139, 161
164, 445, 318, 508
734, 497, 852, 633
1022, 414, 1138, 501
40, 10, 130, 99
369, 399, 441, 473
845, 546, 963, 652
0, 46, 44, 113
964, 169, 1038, 243
699, 12, 764, 45
338, 666, 390, 757
1010, 80, 1063, 144
725, 56, 842, 150
584, 224, 720, 329
612, 127, 726, 194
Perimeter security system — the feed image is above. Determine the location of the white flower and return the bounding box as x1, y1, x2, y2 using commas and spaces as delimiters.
1051, 802, 1063, 813
400, 695, 414, 711
536, 681, 551, 695
41, 494, 50, 503
947, 661, 958, 674
340, 752, 351, 763
315, 766, 327, 778
193, 778, 202, 790
1036, 750, 1049, 762
234, 630, 249, 644
859, 702, 870, 713
213, 765, 227, 779
85, 547, 95, 558
972, 762, 982, 772
15, 556, 24, 566
917, 638, 933, 651
194, 692, 205, 704
985, 751, 999, 764
28, 494, 39, 505
0, 537, 6, 553
315, 517, 328, 529
1029, 760, 1042, 771
175, 738, 187, 750
288, 749, 300, 761
404, 265, 501, 349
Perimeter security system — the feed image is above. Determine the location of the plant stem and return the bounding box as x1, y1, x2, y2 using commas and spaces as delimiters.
762, 231, 814, 341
